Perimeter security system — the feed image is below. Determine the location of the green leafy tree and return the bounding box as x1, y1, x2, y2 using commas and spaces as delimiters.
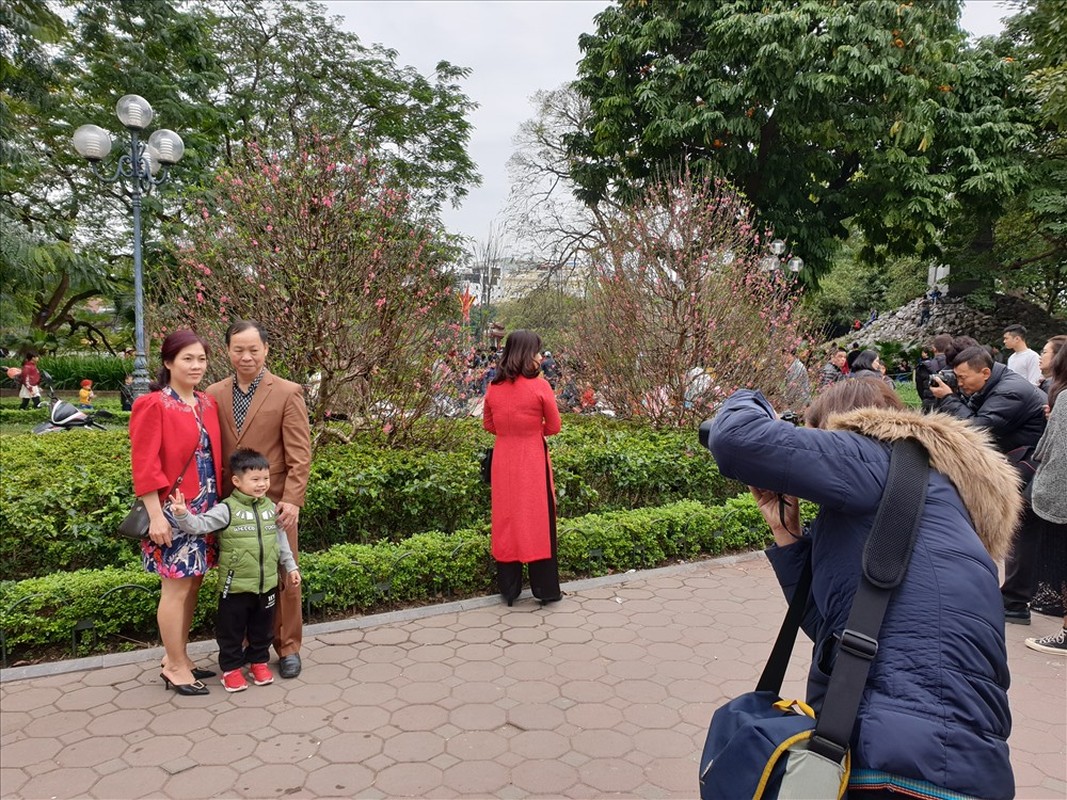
568, 0, 1033, 281
1, 0, 480, 353
990, 0, 1067, 314
201, 0, 479, 214
0, 0, 223, 352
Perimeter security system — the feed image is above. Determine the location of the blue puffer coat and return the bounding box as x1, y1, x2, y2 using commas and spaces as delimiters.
708, 391, 1018, 799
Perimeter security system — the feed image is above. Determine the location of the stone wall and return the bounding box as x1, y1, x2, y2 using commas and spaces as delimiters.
843, 294, 1066, 350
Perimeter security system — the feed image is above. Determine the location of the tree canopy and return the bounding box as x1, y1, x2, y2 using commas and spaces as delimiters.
0, 0, 479, 351
567, 0, 1033, 281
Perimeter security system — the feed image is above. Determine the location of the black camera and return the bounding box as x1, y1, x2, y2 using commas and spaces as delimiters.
932, 369, 958, 392
698, 418, 713, 450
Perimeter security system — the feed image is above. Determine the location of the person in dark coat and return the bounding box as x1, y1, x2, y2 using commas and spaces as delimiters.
929, 347, 1046, 454
914, 334, 952, 412
483, 330, 563, 606
930, 346, 1048, 623
706, 379, 1017, 799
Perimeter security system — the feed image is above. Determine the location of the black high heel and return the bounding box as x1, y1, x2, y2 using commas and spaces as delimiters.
160, 673, 210, 696
161, 663, 216, 680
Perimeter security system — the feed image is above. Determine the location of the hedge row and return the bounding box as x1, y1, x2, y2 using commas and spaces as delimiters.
0, 420, 739, 579
0, 496, 777, 655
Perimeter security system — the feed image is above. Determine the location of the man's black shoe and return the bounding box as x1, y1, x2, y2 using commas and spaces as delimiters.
279, 654, 302, 678
1004, 607, 1031, 625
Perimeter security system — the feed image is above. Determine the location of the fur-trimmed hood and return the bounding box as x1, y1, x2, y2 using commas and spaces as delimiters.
825, 408, 1021, 561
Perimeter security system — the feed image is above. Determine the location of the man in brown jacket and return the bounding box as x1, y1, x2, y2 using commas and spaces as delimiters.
207, 320, 312, 678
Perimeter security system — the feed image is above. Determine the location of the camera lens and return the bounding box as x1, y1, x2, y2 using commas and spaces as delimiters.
698, 418, 714, 450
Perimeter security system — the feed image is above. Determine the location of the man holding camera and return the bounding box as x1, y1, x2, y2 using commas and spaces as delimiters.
930, 345, 1047, 623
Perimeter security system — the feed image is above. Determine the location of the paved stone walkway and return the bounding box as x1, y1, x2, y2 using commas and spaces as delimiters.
1, 554, 1064, 799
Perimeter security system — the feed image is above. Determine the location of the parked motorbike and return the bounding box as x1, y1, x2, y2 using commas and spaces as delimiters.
32, 379, 115, 434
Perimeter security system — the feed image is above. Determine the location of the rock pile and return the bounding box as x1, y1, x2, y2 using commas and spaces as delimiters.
843, 294, 1066, 350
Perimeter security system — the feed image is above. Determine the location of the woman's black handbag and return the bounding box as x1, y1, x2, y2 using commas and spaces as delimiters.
479, 447, 494, 485
117, 500, 152, 540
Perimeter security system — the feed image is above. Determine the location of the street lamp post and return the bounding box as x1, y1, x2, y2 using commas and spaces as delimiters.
760, 238, 804, 278
72, 95, 185, 399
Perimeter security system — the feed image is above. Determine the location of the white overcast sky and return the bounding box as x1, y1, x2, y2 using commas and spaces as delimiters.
322, 0, 1012, 246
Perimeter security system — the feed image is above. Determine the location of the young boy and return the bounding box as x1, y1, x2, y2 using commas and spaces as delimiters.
78, 379, 95, 409
171, 448, 301, 692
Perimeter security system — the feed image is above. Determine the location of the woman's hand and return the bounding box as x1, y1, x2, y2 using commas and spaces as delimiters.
148, 513, 173, 548
140, 492, 173, 548
750, 486, 802, 548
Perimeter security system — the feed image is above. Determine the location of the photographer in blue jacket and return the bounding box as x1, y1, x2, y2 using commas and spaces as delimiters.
706, 379, 1018, 800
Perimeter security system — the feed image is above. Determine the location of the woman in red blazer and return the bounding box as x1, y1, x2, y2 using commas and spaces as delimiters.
130, 330, 223, 696
483, 330, 563, 606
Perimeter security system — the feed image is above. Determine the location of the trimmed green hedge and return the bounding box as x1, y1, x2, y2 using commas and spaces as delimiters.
0, 496, 777, 654
1, 420, 739, 578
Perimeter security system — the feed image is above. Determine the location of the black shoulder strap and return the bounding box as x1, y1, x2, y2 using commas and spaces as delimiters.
807, 437, 928, 761
756, 553, 812, 694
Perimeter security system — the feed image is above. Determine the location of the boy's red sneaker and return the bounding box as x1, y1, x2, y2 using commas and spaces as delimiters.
222, 669, 248, 693
249, 662, 274, 686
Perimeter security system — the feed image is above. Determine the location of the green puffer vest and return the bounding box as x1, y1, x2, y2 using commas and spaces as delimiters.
218, 489, 279, 596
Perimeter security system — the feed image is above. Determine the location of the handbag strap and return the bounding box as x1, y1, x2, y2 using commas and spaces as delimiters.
754, 438, 929, 717
165, 411, 205, 498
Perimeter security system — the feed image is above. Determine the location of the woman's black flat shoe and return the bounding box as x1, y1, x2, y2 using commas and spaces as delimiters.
161, 674, 210, 696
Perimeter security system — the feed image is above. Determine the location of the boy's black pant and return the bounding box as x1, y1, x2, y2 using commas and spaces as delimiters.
216, 589, 277, 672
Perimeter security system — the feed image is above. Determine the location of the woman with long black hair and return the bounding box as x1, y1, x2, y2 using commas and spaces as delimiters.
482, 330, 563, 606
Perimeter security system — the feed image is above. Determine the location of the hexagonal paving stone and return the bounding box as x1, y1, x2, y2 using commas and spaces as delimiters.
17, 766, 98, 798
301, 762, 375, 796
187, 732, 259, 765
580, 757, 647, 793
506, 702, 565, 731
0, 686, 62, 712
0, 737, 62, 767
447, 703, 506, 731
330, 704, 391, 733
55, 735, 127, 768
510, 758, 580, 794
571, 728, 632, 758
253, 732, 321, 765
444, 729, 508, 760
209, 707, 277, 736
316, 730, 383, 763
396, 681, 450, 704
86, 709, 155, 737
440, 759, 510, 794
123, 734, 194, 767
54, 685, 118, 711
382, 730, 446, 762
88, 765, 169, 799
373, 761, 443, 797
233, 762, 308, 797
510, 729, 570, 760
146, 707, 216, 736
389, 703, 449, 732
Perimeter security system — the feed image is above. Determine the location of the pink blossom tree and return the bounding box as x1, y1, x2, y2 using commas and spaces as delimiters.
158, 136, 468, 446
574, 172, 817, 427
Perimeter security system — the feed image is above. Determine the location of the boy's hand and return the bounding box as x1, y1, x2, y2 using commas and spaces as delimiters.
169, 488, 188, 516
288, 569, 301, 588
